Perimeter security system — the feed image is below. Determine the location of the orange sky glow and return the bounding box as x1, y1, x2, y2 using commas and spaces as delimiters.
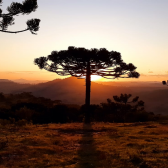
0, 71, 167, 83
1, 0, 168, 83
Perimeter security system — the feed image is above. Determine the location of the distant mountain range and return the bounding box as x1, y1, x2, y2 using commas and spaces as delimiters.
12, 79, 48, 84
0, 79, 31, 93
0, 77, 168, 115
10, 77, 135, 105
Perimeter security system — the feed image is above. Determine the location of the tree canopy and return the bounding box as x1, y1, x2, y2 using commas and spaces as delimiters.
0, 0, 40, 34
162, 80, 168, 86
34, 46, 140, 79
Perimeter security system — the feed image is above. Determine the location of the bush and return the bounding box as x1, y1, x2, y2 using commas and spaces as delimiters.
15, 119, 27, 127
0, 119, 10, 126
15, 106, 35, 121
0, 92, 164, 124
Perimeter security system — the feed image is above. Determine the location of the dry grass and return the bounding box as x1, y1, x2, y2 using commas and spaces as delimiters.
0, 121, 168, 168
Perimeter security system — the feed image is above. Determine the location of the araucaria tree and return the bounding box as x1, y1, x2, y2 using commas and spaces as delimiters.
34, 46, 140, 122
0, 0, 40, 34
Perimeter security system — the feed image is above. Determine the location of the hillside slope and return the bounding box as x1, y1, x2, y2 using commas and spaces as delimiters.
1, 77, 168, 114
12, 77, 135, 104
0, 80, 31, 93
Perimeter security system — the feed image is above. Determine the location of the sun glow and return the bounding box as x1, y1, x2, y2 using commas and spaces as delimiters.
91, 75, 101, 81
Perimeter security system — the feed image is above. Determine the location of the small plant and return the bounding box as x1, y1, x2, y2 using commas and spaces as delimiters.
0, 137, 8, 150
139, 161, 151, 168
0, 119, 10, 126
15, 106, 35, 121
129, 153, 143, 166
9, 117, 15, 124
16, 119, 27, 127
53, 139, 60, 145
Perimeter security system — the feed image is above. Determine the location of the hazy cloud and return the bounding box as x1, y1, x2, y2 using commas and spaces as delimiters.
139, 73, 147, 76
148, 71, 153, 73
1, 71, 49, 74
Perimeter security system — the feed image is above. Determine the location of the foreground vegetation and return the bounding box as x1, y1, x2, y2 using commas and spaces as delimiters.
1, 92, 168, 167
1, 122, 168, 168
0, 92, 163, 124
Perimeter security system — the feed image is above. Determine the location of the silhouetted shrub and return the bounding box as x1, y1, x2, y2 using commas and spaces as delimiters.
66, 107, 82, 122
50, 105, 68, 123
0, 119, 10, 126
0, 108, 11, 119
0, 92, 5, 101
124, 111, 154, 122
11, 102, 47, 113
15, 106, 35, 121
16, 119, 27, 127
0, 92, 165, 124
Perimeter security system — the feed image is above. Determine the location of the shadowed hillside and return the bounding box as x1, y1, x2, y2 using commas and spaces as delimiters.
12, 79, 48, 84
12, 77, 135, 105
137, 89, 168, 115
1, 77, 168, 115
0, 80, 31, 93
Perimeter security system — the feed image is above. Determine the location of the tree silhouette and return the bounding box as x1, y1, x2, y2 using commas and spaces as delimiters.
0, 0, 40, 34
34, 46, 140, 123
113, 93, 144, 111
102, 94, 144, 122
162, 80, 168, 86
113, 94, 139, 105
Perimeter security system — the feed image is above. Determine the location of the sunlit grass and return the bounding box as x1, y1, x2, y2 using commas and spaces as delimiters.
0, 122, 168, 167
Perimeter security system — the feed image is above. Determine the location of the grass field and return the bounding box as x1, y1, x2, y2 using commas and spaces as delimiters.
0, 122, 168, 168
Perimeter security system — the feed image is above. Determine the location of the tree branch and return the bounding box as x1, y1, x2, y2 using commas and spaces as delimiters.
0, 12, 20, 17
0, 28, 29, 33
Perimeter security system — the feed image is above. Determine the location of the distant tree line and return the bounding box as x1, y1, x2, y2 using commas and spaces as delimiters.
0, 92, 163, 125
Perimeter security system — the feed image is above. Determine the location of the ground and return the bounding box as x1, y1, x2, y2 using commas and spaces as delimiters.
0, 122, 168, 168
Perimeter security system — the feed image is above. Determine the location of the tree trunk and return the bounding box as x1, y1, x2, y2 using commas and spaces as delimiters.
85, 60, 91, 123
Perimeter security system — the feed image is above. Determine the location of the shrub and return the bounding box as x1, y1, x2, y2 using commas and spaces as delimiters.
16, 119, 27, 127
0, 119, 10, 126
15, 106, 35, 121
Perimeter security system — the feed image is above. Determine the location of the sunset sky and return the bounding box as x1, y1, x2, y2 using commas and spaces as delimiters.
1, 0, 168, 82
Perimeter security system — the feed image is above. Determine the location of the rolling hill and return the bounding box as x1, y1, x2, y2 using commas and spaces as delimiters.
11, 77, 134, 104
1, 77, 168, 114
0, 79, 31, 93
